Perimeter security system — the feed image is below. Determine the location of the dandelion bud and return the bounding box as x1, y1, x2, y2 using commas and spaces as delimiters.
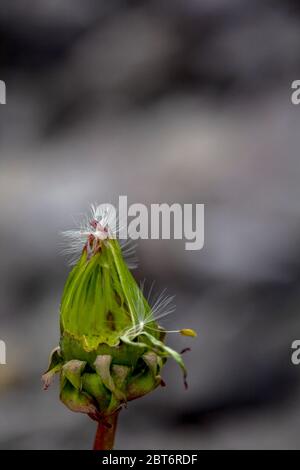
42, 205, 196, 449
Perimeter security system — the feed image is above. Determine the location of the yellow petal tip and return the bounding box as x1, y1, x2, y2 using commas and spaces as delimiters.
180, 329, 197, 338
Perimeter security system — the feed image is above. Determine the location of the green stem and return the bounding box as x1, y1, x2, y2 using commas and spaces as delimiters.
93, 412, 119, 450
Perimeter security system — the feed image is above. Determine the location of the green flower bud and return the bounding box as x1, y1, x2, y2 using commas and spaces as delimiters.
43, 205, 196, 425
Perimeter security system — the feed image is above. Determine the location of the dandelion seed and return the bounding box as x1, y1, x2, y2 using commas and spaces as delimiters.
61, 204, 138, 268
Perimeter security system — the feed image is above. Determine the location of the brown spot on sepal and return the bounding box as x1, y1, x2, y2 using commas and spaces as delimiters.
115, 292, 122, 307
106, 311, 116, 331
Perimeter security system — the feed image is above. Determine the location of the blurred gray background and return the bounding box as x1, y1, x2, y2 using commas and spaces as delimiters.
1, 0, 300, 449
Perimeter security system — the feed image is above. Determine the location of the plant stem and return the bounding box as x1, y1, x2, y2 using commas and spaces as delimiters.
93, 412, 119, 450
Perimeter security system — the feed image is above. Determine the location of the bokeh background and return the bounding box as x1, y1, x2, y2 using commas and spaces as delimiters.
1, 0, 300, 449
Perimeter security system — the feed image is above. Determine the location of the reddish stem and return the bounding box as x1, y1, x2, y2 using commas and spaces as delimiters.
93, 412, 119, 450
